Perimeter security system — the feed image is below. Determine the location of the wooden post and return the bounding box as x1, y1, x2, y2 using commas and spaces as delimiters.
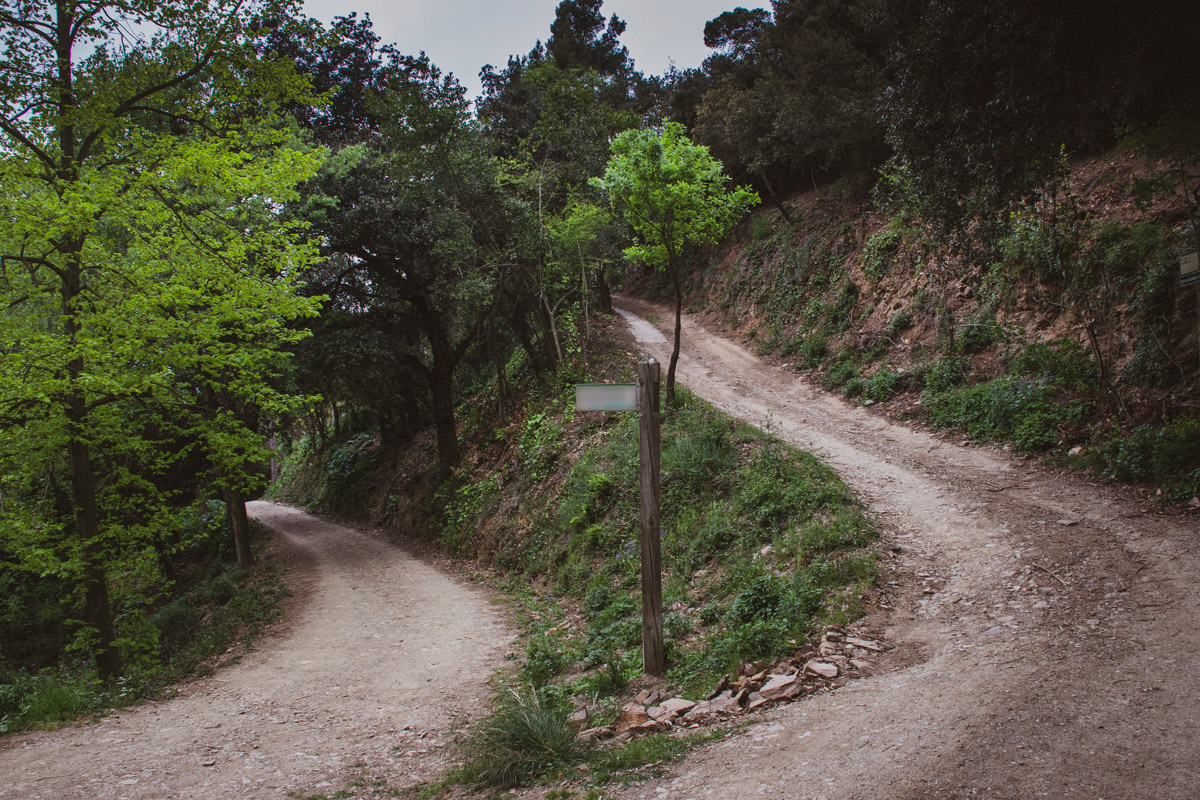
637, 358, 665, 676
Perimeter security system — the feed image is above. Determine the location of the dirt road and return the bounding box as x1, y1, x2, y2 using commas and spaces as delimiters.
607, 297, 1200, 800
0, 503, 512, 800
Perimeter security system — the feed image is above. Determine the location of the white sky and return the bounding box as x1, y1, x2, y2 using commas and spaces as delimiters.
300, 0, 764, 103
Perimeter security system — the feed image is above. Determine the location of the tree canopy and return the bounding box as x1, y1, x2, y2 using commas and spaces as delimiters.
593, 121, 758, 402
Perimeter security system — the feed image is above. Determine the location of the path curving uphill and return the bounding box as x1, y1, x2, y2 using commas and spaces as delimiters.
604, 296, 1200, 800
0, 502, 512, 799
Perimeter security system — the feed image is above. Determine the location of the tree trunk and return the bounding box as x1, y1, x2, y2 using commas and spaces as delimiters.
66, 401, 121, 681
666, 265, 683, 406
594, 264, 613, 313
430, 367, 460, 476
223, 488, 255, 568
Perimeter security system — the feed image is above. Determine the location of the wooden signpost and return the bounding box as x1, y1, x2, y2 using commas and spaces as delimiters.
575, 358, 665, 676
1183, 250, 1200, 372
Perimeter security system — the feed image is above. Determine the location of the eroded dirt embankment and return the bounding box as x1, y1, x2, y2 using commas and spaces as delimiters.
0, 503, 513, 800
601, 296, 1200, 800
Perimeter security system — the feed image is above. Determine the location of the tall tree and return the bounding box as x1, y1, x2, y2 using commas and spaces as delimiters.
593, 122, 759, 403
0, 0, 322, 679
880, 0, 1200, 230
303, 60, 522, 476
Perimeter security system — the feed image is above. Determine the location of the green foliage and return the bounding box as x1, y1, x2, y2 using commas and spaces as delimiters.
923, 355, 972, 395
797, 329, 830, 369
520, 411, 566, 482
593, 121, 760, 276
863, 369, 903, 403
1010, 340, 1099, 392
884, 309, 914, 340
823, 356, 859, 390
925, 377, 1086, 453
1081, 419, 1200, 499
455, 689, 584, 788
862, 229, 902, 280
730, 574, 789, 623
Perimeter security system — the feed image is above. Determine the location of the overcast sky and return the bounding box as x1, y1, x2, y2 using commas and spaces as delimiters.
300, 0, 762, 103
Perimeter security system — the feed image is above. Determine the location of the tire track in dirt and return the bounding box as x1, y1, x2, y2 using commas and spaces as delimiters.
0, 502, 513, 800
605, 297, 1200, 800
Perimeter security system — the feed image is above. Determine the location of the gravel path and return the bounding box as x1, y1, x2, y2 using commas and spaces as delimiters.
599, 297, 1200, 800
0, 502, 513, 799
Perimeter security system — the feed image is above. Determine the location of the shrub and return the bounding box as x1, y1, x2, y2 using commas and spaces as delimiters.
798, 329, 829, 369
884, 309, 913, 340
1083, 418, 1200, 498
862, 229, 902, 280
1011, 339, 1098, 391
730, 574, 789, 623
456, 689, 583, 788
863, 369, 903, 403
925, 377, 1085, 452
924, 355, 971, 394
822, 356, 858, 390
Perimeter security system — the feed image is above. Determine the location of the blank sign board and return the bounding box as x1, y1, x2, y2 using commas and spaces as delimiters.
1181, 251, 1200, 287
576, 383, 638, 411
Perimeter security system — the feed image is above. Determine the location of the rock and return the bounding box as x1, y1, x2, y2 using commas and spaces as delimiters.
614, 703, 650, 735
818, 641, 841, 656
647, 705, 673, 722
1057, 519, 1079, 526
568, 707, 589, 730
706, 675, 730, 700
746, 692, 770, 710
660, 697, 697, 715
1068, 445, 1083, 456
804, 660, 839, 679
844, 636, 883, 652
634, 690, 652, 705
793, 645, 818, 661
1190, 497, 1200, 509
579, 726, 615, 743
681, 701, 714, 723
758, 674, 802, 700
708, 695, 742, 715
849, 659, 873, 671
644, 689, 663, 707
823, 630, 845, 642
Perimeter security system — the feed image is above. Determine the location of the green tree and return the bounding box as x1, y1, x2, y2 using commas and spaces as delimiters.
301, 60, 522, 476
593, 122, 759, 402
0, 0, 322, 680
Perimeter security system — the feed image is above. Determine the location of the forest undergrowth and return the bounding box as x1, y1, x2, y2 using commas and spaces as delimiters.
276, 315, 879, 791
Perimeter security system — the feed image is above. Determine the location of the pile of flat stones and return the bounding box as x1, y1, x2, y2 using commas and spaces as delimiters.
574, 626, 886, 742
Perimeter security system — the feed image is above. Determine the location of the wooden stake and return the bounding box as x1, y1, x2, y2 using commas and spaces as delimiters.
637, 358, 665, 676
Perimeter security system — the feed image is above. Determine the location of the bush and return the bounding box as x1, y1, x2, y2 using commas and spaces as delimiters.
1011, 339, 1098, 391
863, 369, 903, 403
1083, 418, 1200, 498
862, 229, 902, 280
730, 574, 789, 623
797, 329, 829, 369
456, 689, 583, 788
925, 377, 1086, 452
822, 357, 858, 390
884, 309, 913, 340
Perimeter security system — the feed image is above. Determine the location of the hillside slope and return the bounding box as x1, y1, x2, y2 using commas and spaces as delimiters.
567, 298, 1200, 800
652, 146, 1200, 499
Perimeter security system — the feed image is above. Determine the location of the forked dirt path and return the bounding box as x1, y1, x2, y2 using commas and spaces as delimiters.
606, 297, 1200, 800
0, 502, 513, 799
